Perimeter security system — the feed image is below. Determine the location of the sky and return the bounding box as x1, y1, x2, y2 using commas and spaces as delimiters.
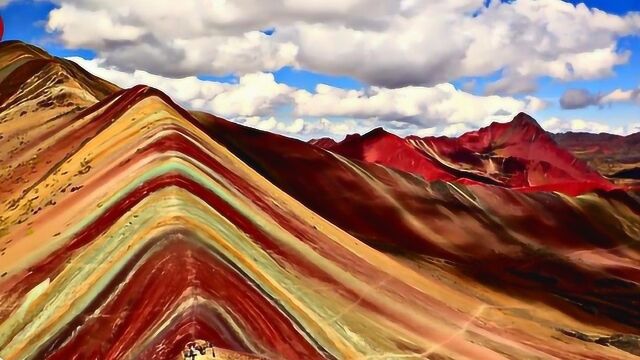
1, 0, 640, 140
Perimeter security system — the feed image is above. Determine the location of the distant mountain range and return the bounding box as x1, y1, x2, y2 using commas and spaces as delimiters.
1, 41, 640, 360
311, 115, 640, 195
552, 132, 640, 178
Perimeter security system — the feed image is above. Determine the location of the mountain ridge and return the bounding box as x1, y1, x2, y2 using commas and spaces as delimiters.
314, 112, 616, 195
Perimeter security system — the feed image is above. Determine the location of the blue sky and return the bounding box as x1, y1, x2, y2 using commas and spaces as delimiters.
1, 0, 640, 138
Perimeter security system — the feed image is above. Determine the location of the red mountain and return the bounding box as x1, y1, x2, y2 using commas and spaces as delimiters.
329, 128, 458, 182
316, 113, 616, 195
308, 137, 338, 148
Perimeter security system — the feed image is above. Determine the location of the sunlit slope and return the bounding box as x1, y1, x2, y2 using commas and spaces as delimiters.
0, 41, 119, 205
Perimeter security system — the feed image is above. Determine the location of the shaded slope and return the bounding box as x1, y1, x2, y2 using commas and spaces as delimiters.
612, 168, 640, 179
195, 111, 640, 330
0, 41, 120, 203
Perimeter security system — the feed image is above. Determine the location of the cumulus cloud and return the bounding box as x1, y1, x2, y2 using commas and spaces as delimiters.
292, 83, 545, 128
558, 87, 640, 109
441, 123, 474, 137
524, 95, 549, 112
47, 0, 640, 91
559, 89, 602, 109
235, 116, 370, 139
70, 57, 294, 118
205, 73, 294, 117
485, 76, 539, 96
299, 118, 363, 136
600, 88, 640, 105
542, 117, 627, 135
49, 3, 298, 77
627, 123, 640, 134
70, 56, 546, 138
69, 56, 640, 139
415, 127, 438, 137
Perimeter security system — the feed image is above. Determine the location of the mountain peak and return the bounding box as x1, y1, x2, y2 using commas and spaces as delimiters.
362, 127, 393, 139
334, 127, 396, 149
0, 40, 51, 63
469, 112, 548, 147
308, 137, 338, 149
510, 112, 544, 131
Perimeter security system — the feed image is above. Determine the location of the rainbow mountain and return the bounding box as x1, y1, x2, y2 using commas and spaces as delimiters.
1, 41, 640, 359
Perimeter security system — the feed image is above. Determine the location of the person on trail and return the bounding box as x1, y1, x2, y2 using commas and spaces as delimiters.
184, 344, 197, 360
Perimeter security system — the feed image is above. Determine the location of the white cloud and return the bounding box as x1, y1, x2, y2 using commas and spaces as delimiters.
524, 96, 549, 112
627, 123, 640, 134
442, 123, 474, 137
415, 127, 438, 137
69, 57, 294, 118
293, 83, 536, 128
238, 116, 280, 131
542, 117, 627, 135
70, 56, 544, 137
47, 0, 640, 92
47, 6, 145, 47
235, 116, 366, 139
300, 117, 364, 137
600, 88, 640, 105
48, 2, 299, 77
206, 73, 293, 117
284, 1, 640, 91
70, 56, 640, 140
